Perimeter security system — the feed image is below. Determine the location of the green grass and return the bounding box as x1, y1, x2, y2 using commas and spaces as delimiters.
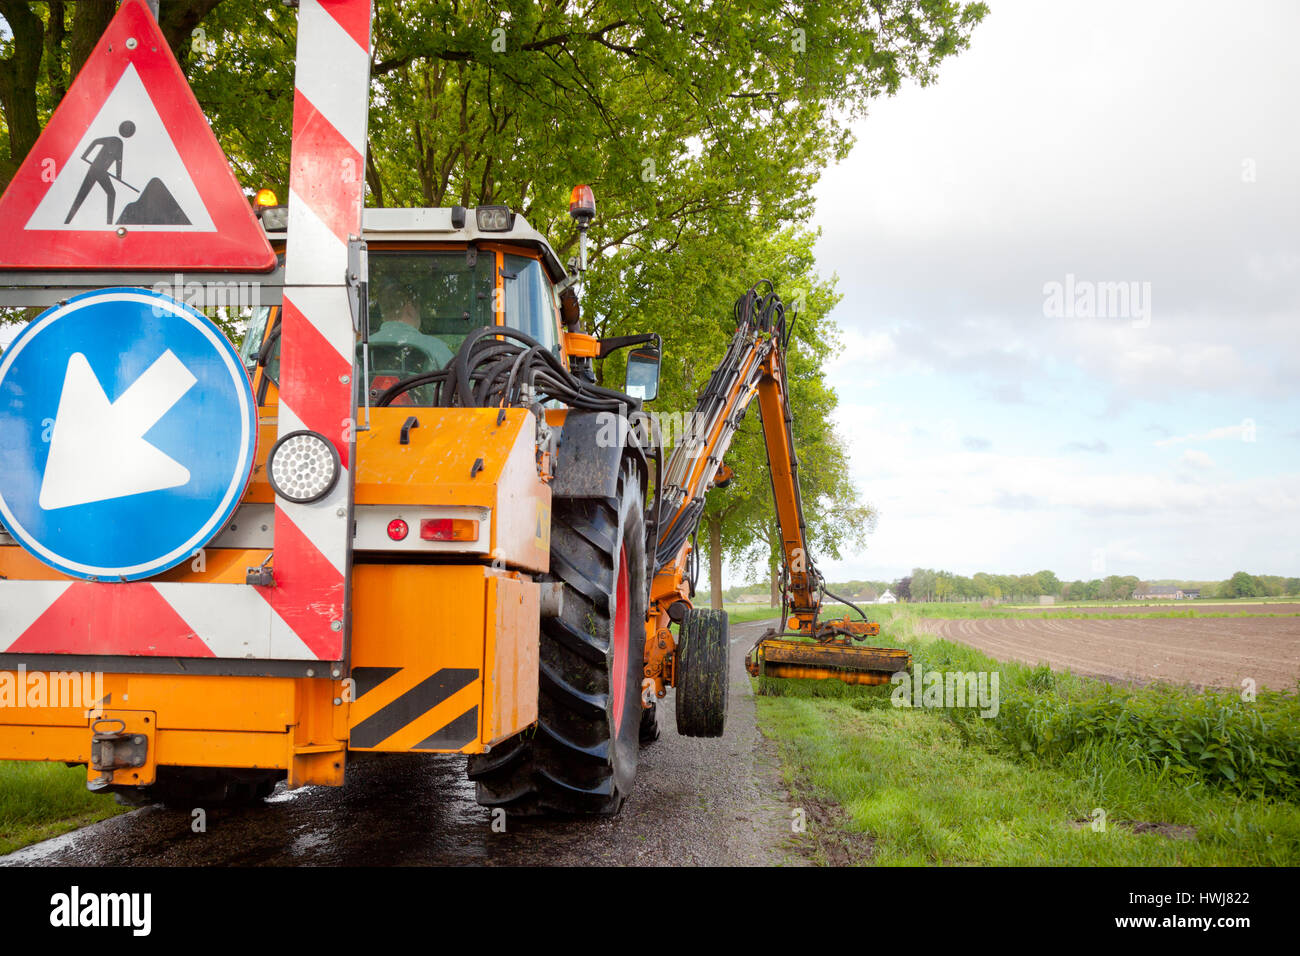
724, 603, 787, 624
0, 761, 126, 856
761, 695, 1300, 865
754, 607, 1300, 865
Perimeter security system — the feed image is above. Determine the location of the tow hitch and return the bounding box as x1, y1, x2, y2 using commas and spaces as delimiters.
88, 717, 150, 792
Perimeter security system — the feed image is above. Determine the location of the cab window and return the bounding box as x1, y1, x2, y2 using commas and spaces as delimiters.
237, 306, 272, 371
248, 248, 561, 408
501, 253, 559, 355
364, 250, 496, 402
368, 250, 495, 354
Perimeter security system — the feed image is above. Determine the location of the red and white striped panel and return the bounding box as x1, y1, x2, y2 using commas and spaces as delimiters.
0, 573, 339, 661
1, 581, 290, 658
271, 0, 373, 662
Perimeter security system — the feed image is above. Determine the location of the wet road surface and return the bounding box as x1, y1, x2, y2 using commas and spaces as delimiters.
2, 619, 798, 866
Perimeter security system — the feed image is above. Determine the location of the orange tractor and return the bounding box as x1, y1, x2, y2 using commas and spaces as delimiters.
0, 0, 906, 817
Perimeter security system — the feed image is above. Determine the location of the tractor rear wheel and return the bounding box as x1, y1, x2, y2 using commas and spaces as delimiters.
468, 461, 647, 815
675, 607, 729, 737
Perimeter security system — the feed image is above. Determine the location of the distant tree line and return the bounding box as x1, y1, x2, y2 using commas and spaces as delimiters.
1217, 572, 1299, 599
724, 568, 1300, 604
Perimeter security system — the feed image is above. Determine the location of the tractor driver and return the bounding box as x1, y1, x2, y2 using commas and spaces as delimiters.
369, 276, 456, 373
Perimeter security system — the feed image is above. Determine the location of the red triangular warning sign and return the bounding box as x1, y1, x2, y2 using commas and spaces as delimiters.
0, 0, 275, 272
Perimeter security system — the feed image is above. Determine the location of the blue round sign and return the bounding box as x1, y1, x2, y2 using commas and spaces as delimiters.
0, 287, 256, 580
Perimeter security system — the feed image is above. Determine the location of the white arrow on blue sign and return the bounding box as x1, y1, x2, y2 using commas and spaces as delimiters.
0, 288, 257, 581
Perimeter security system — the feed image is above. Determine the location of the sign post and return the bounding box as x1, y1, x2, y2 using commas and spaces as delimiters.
267, 0, 373, 664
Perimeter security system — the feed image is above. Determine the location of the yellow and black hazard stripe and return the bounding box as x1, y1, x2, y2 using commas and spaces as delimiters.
348, 666, 481, 751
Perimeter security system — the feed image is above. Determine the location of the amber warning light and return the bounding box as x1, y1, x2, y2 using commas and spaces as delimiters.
568, 184, 596, 226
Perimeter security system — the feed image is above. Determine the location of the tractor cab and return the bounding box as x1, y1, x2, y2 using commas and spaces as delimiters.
246, 204, 572, 406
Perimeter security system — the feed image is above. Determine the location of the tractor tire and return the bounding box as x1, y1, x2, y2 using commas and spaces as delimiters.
467, 460, 647, 815
639, 700, 663, 745
675, 607, 729, 737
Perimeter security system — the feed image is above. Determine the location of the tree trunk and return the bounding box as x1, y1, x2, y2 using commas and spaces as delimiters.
159, 0, 229, 76
66, 1, 116, 79
769, 526, 781, 607
707, 514, 723, 610
45, 1, 67, 105
0, 0, 45, 186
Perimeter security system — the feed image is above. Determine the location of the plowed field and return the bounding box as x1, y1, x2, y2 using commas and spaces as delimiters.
916, 615, 1300, 690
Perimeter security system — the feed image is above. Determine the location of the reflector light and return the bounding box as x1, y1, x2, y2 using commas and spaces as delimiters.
475, 205, 513, 231
387, 518, 409, 541
419, 518, 478, 541
267, 430, 340, 504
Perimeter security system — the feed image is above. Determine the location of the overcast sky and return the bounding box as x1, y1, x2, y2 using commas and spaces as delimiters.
804, 0, 1299, 584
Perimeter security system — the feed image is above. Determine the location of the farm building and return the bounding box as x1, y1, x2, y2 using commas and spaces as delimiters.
877, 589, 898, 604
1133, 585, 1199, 599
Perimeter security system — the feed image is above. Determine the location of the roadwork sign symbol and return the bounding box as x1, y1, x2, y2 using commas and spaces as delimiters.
0, 288, 257, 581
0, 0, 274, 271
38, 66, 212, 232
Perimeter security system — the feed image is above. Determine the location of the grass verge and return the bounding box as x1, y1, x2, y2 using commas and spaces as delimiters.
0, 761, 126, 856
754, 608, 1300, 865
725, 604, 789, 624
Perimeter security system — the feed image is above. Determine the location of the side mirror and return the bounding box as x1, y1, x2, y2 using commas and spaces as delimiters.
625, 347, 661, 402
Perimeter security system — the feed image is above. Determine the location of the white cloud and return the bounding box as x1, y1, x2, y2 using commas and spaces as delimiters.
825, 327, 894, 371
1063, 439, 1110, 454
1156, 422, 1257, 446
812, 0, 1300, 405
819, 398, 1300, 579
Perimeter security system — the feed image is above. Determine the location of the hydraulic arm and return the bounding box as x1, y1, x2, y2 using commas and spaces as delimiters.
642, 282, 910, 697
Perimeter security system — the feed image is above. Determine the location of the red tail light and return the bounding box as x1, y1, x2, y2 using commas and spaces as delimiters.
419, 518, 478, 541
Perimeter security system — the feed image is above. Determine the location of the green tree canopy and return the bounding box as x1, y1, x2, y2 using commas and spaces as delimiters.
1, 0, 989, 592
1226, 571, 1262, 599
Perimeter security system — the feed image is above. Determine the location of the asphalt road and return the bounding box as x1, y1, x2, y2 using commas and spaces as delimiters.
1, 618, 797, 866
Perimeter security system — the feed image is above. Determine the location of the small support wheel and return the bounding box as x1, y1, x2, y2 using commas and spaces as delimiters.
639, 700, 663, 745
675, 608, 729, 737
